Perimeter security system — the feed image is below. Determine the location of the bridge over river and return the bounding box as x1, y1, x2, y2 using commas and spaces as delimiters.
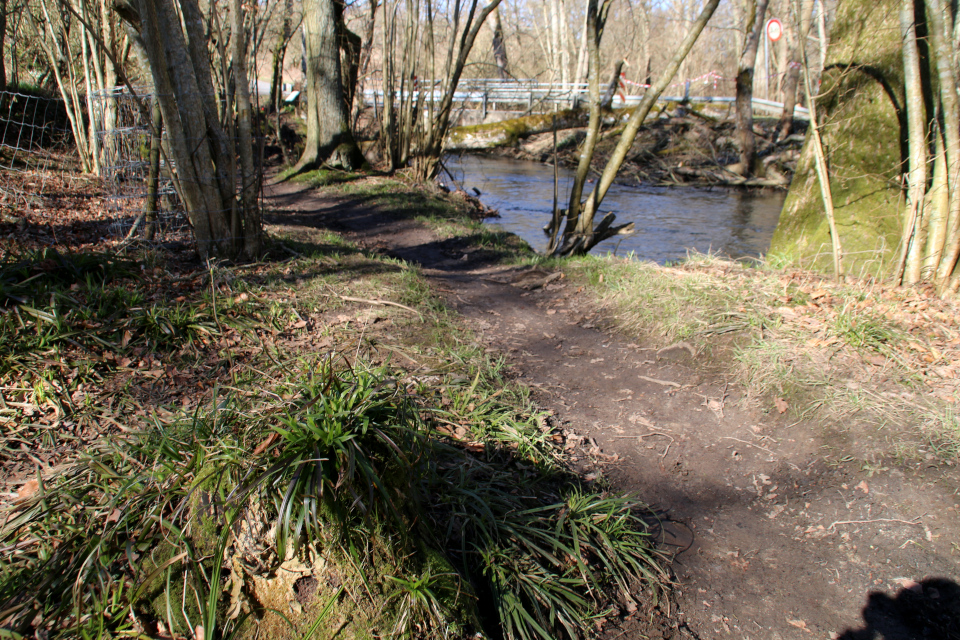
361, 77, 810, 125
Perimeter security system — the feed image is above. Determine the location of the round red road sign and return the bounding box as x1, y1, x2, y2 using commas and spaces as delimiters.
766, 18, 783, 42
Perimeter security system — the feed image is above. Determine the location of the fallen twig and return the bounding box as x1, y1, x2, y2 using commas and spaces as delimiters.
828, 517, 923, 531
720, 436, 777, 456
639, 375, 681, 388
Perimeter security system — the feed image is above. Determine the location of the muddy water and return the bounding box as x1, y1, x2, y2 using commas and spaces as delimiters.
446, 154, 786, 262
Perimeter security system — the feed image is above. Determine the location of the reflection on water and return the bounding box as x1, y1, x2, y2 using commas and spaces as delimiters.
445, 154, 786, 263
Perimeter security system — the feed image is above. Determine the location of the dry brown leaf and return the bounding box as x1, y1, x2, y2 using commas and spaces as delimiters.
894, 578, 923, 592
121, 329, 132, 348
106, 508, 122, 523
17, 479, 39, 501
252, 432, 279, 456
774, 397, 788, 414
787, 619, 811, 632
855, 480, 869, 494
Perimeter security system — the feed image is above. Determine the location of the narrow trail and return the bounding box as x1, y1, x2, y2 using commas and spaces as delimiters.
266, 180, 960, 640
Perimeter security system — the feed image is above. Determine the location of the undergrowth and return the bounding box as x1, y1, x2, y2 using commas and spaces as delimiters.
0, 359, 668, 639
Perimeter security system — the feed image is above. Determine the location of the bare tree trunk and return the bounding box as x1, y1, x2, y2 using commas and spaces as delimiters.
896, 0, 928, 285
927, 0, 960, 291
335, 0, 362, 113
735, 0, 770, 177
294, 0, 363, 172
490, 3, 508, 79
561, 0, 610, 241
135, 0, 232, 257
415, 0, 503, 180
0, 0, 8, 91
802, 41, 843, 281
600, 59, 624, 109
777, 0, 814, 140
351, 0, 378, 126
144, 96, 162, 242
233, 0, 260, 258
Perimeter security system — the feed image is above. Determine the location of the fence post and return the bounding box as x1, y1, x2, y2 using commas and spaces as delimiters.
482, 92, 488, 121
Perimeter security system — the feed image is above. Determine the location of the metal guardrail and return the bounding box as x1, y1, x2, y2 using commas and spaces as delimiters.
362, 78, 810, 120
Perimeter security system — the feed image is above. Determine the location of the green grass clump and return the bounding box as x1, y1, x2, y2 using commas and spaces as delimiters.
1, 360, 667, 640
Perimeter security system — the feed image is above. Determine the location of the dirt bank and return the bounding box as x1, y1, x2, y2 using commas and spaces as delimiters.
447, 110, 807, 189
266, 176, 960, 640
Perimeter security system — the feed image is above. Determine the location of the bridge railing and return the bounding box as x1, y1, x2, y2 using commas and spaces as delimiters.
361, 78, 810, 120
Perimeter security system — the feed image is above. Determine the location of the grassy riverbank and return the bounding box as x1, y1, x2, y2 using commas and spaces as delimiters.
0, 179, 665, 640
548, 253, 960, 463
3, 171, 957, 640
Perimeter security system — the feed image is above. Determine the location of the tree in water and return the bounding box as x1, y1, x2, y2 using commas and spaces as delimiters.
548, 0, 721, 255
293, 0, 365, 173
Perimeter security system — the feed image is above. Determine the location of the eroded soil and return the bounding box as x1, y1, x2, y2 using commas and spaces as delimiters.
266, 179, 960, 640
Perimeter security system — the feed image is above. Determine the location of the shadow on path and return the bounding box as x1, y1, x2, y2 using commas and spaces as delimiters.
838, 578, 960, 640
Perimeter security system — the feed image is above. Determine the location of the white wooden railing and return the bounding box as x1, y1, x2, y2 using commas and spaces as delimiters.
361, 78, 810, 120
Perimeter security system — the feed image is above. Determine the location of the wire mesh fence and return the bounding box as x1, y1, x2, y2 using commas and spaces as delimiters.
0, 88, 78, 215
91, 87, 189, 244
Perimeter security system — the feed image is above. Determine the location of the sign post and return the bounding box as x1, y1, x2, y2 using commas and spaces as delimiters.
764, 18, 783, 100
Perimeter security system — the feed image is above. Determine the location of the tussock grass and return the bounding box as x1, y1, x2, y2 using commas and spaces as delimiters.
0, 228, 668, 640
558, 251, 960, 462
1, 359, 667, 639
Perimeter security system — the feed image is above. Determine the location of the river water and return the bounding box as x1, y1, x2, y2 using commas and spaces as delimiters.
445, 154, 786, 263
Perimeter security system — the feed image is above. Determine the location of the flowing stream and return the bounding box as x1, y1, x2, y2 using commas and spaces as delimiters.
445, 154, 787, 263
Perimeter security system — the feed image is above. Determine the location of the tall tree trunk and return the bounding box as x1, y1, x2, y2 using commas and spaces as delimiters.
560, 0, 609, 244
144, 96, 162, 242
600, 59, 624, 109
777, 0, 814, 140
294, 0, 363, 172
415, 0, 503, 180
135, 0, 231, 257
335, 0, 361, 113
735, 0, 769, 177
927, 0, 960, 291
896, 0, 928, 284
490, 3, 508, 79
0, 0, 8, 91
233, 0, 260, 257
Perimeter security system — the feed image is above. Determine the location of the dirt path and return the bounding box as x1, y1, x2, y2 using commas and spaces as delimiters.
266, 181, 960, 640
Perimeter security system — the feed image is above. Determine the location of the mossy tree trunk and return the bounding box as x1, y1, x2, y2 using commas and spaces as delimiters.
770, 0, 906, 279
772, 0, 960, 293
